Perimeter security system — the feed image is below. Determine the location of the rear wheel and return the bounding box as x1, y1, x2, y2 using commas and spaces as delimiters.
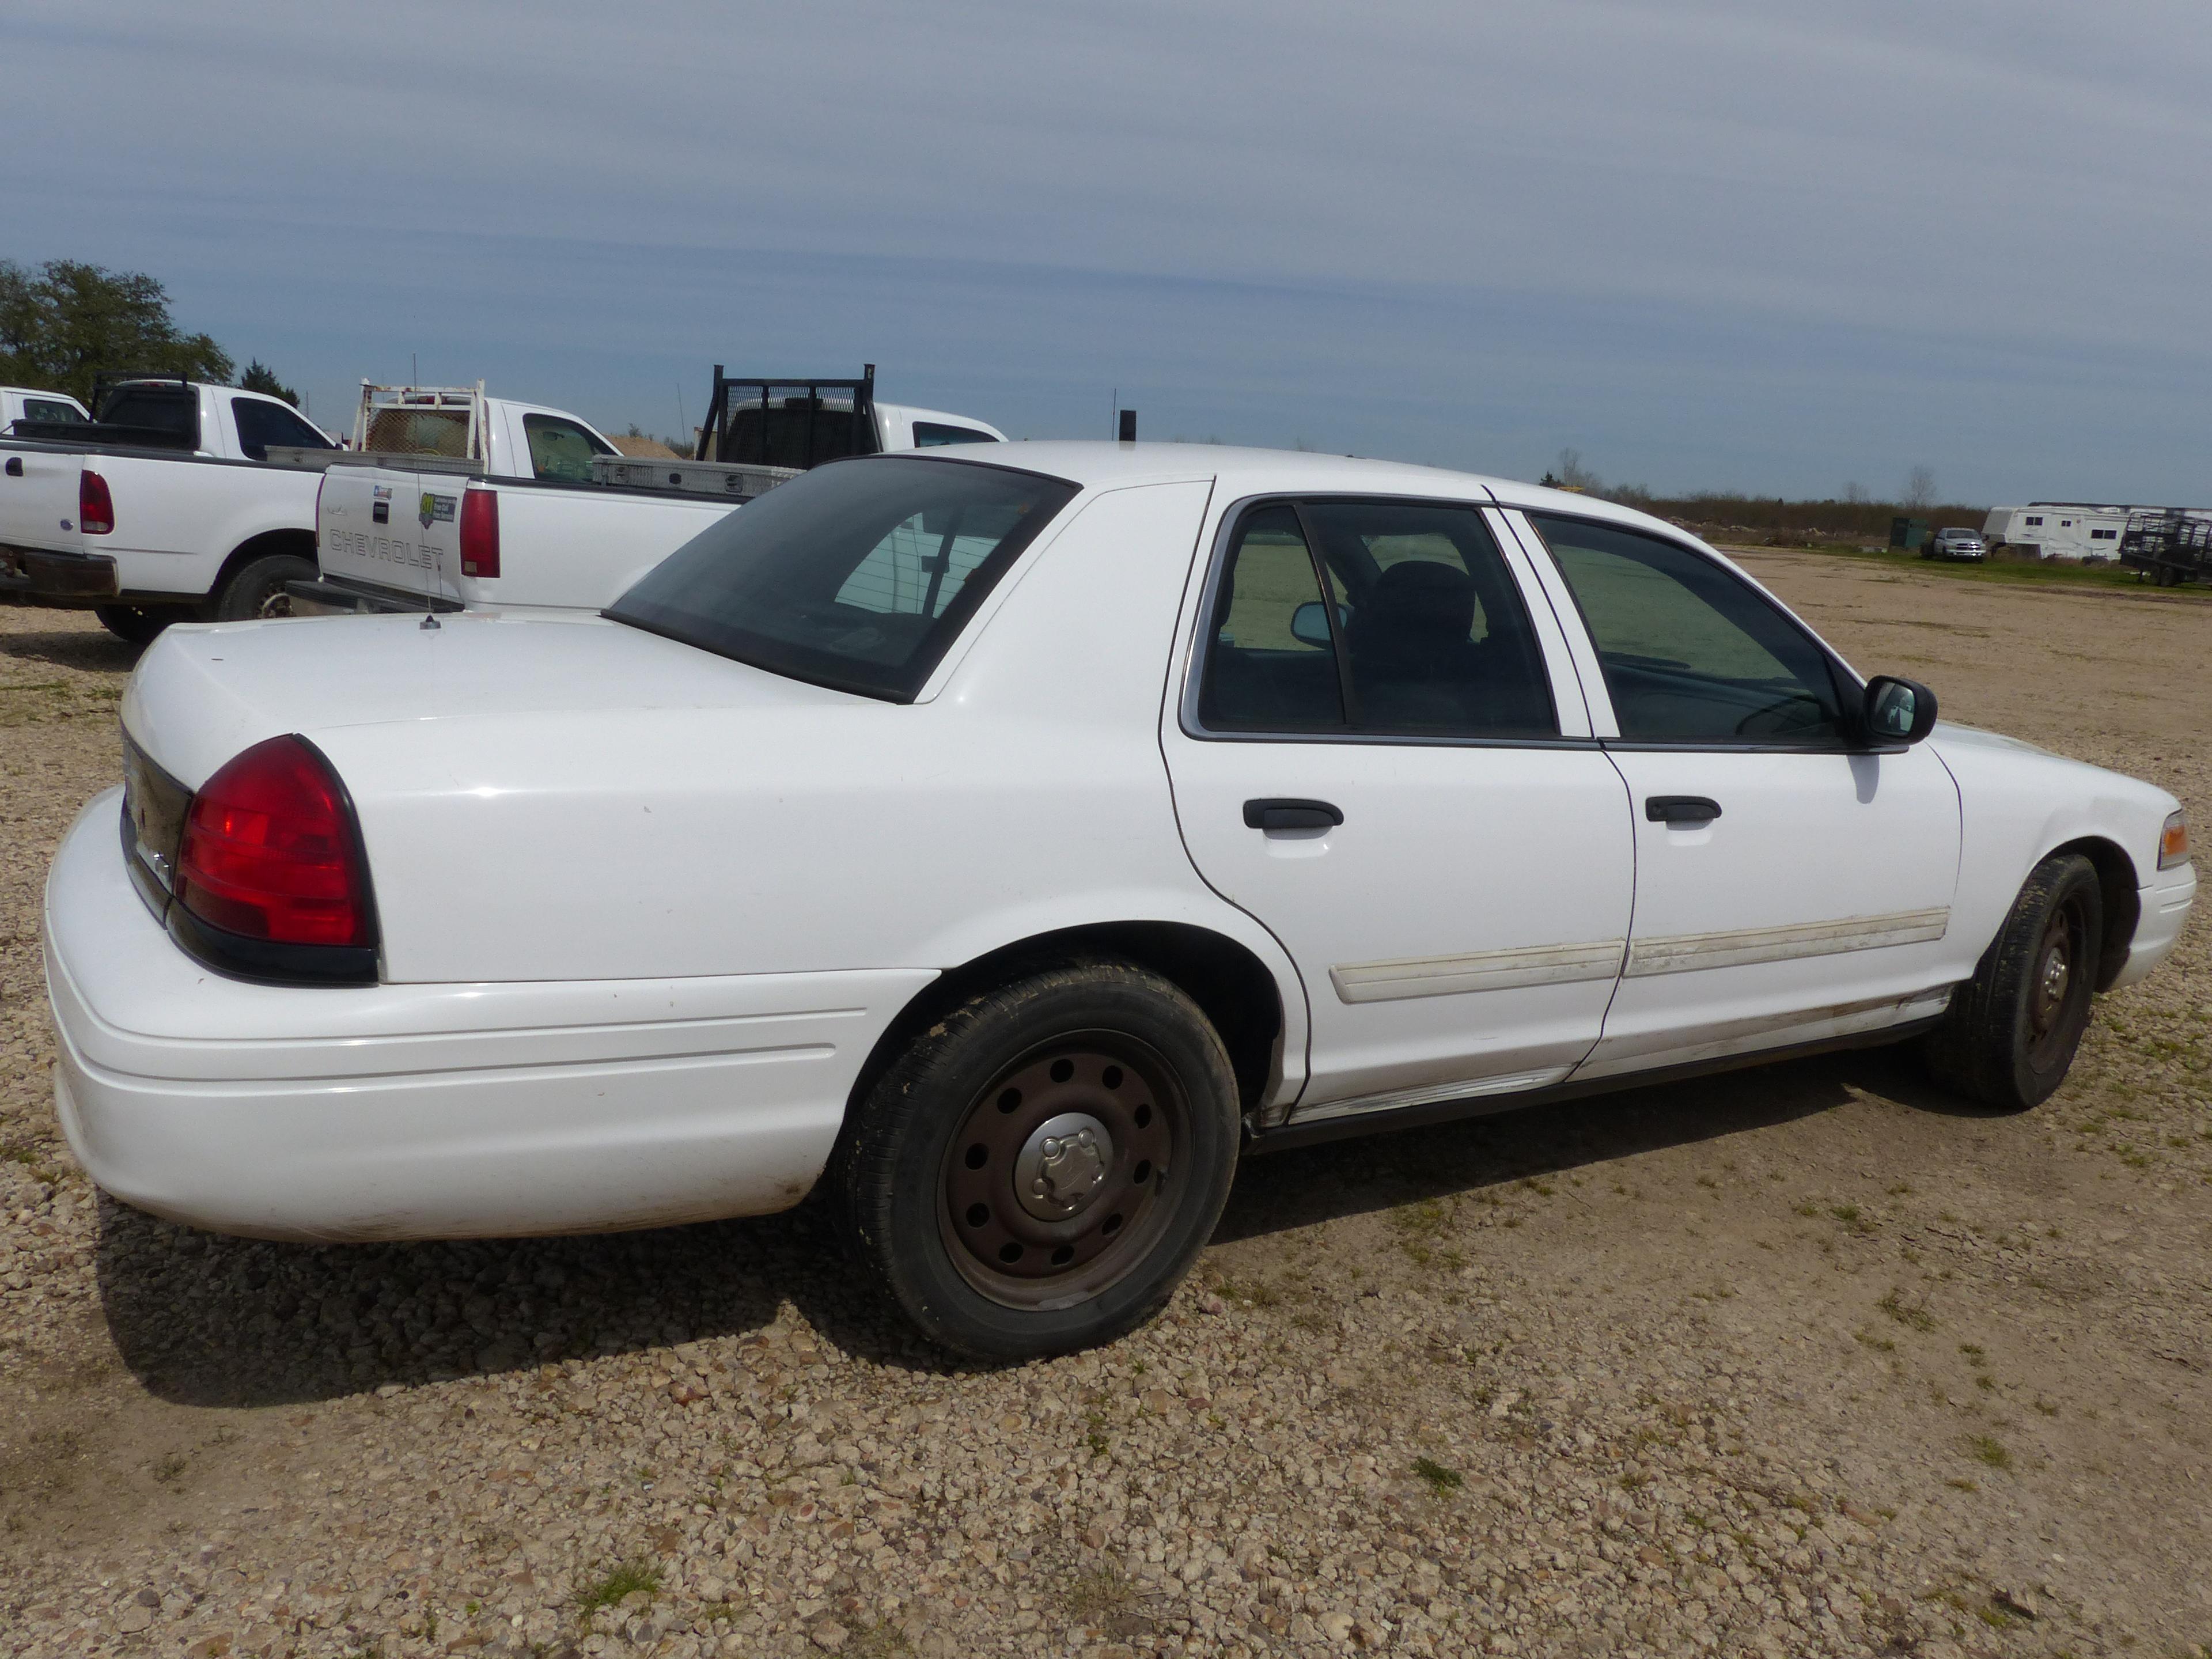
93, 604, 173, 645
1923, 854, 2103, 1109
207, 552, 316, 622
840, 960, 1240, 1360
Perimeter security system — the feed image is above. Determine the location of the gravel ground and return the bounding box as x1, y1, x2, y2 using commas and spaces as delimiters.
1, 557, 2207, 1659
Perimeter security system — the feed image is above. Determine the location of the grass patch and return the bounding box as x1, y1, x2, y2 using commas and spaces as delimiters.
1877, 1290, 1937, 1332
1063, 1560, 1138, 1624
1965, 1434, 2012, 1471
576, 1559, 661, 1620
1411, 1456, 1464, 1495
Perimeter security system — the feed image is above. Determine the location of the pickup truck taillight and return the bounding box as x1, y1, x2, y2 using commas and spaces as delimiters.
460, 486, 499, 578
175, 736, 377, 953
79, 469, 114, 535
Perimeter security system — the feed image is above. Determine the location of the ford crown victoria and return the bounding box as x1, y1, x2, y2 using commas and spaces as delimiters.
43, 445, 2195, 1357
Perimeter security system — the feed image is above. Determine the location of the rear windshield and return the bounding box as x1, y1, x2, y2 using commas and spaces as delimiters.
96, 388, 197, 438
607, 456, 1079, 701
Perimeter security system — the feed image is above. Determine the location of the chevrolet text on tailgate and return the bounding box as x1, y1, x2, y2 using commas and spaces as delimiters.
46, 444, 2194, 1360
295, 364, 1007, 617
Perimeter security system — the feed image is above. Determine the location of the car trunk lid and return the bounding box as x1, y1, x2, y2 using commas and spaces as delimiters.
120, 609, 866, 789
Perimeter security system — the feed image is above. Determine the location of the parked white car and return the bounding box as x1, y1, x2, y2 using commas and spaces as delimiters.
45, 445, 2195, 1358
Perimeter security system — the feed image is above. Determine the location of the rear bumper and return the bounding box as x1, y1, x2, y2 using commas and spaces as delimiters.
2111, 866, 2195, 990
44, 788, 933, 1241
286, 576, 460, 618
0, 541, 118, 604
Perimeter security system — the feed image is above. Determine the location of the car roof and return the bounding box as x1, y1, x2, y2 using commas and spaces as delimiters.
918, 440, 1695, 543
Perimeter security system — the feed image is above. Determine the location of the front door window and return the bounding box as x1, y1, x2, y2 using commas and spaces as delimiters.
1529, 514, 1844, 744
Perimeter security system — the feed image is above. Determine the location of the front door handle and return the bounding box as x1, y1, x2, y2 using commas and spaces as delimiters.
1244, 797, 1343, 831
1646, 795, 1722, 825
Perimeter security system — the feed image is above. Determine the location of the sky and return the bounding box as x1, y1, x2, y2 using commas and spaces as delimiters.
5, 0, 2209, 504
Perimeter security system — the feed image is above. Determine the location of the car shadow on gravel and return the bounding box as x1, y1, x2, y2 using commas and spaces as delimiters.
94, 1050, 1987, 1407
94, 1192, 954, 1409
1213, 1048, 1943, 1241
0, 623, 141, 673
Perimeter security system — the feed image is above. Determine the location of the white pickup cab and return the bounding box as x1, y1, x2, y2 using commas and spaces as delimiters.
1, 385, 92, 433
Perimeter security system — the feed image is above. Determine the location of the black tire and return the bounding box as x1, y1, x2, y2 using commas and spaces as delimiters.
840, 960, 1240, 1361
207, 552, 316, 622
93, 604, 173, 645
1922, 854, 2103, 1110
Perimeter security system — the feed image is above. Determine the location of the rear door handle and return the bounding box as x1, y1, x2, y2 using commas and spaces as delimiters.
1645, 795, 1722, 824
1244, 797, 1343, 831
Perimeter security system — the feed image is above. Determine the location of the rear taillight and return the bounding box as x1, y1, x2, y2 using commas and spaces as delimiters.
79, 469, 114, 535
313, 470, 326, 554
460, 486, 499, 578
175, 736, 374, 949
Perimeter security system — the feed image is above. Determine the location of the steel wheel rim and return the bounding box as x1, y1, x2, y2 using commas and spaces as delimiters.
2027, 896, 2086, 1065
256, 588, 294, 620
937, 1032, 1183, 1312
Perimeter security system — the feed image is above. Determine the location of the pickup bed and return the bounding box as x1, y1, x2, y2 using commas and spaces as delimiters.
298, 365, 1006, 617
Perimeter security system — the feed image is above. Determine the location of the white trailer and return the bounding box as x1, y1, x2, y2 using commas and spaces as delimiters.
1983, 502, 2132, 561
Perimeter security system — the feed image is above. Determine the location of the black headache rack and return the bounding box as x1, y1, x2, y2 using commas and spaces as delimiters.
695, 364, 880, 468
2119, 512, 2212, 587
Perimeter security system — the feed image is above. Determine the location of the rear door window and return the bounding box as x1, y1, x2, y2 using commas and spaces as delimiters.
523, 415, 614, 482
1198, 499, 1557, 739
1528, 514, 1846, 744
1198, 507, 1345, 730
232, 398, 334, 461
21, 398, 84, 424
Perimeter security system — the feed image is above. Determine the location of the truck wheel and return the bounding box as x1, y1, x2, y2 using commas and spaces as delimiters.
840, 960, 1240, 1361
93, 605, 172, 645
1922, 854, 2103, 1111
208, 553, 316, 622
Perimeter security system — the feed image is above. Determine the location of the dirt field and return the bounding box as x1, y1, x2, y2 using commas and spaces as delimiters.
1, 556, 2206, 1659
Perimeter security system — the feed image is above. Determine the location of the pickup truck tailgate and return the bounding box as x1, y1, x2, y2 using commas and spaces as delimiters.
0, 445, 88, 558
317, 465, 464, 607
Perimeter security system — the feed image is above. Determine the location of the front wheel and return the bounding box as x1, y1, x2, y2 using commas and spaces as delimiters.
840, 960, 1240, 1361
1923, 853, 2103, 1109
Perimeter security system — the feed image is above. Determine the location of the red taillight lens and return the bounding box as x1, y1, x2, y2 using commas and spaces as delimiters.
175, 736, 373, 948
79, 469, 114, 535
459, 486, 499, 578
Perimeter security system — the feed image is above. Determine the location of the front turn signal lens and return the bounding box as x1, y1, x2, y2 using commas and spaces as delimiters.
2160, 810, 2190, 870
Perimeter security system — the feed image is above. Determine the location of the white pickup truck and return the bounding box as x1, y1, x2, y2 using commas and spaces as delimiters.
298, 365, 1006, 617
1, 386, 91, 433
0, 378, 616, 642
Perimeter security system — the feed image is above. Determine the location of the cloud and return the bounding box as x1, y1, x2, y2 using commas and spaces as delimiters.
5, 0, 2208, 498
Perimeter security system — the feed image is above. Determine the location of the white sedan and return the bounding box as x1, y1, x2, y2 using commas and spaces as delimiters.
44, 445, 2195, 1358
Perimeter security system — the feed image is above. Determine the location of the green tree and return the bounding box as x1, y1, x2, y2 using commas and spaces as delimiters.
0, 258, 232, 404
237, 358, 300, 407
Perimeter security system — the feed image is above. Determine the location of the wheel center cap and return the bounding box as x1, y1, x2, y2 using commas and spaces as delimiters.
1014, 1112, 1113, 1221
2042, 946, 2069, 1005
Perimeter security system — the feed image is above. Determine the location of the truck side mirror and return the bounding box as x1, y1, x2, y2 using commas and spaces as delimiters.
1863, 675, 1938, 744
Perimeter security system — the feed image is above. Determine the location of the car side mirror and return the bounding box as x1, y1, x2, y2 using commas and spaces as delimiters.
1289, 600, 1344, 647
1863, 675, 1938, 744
